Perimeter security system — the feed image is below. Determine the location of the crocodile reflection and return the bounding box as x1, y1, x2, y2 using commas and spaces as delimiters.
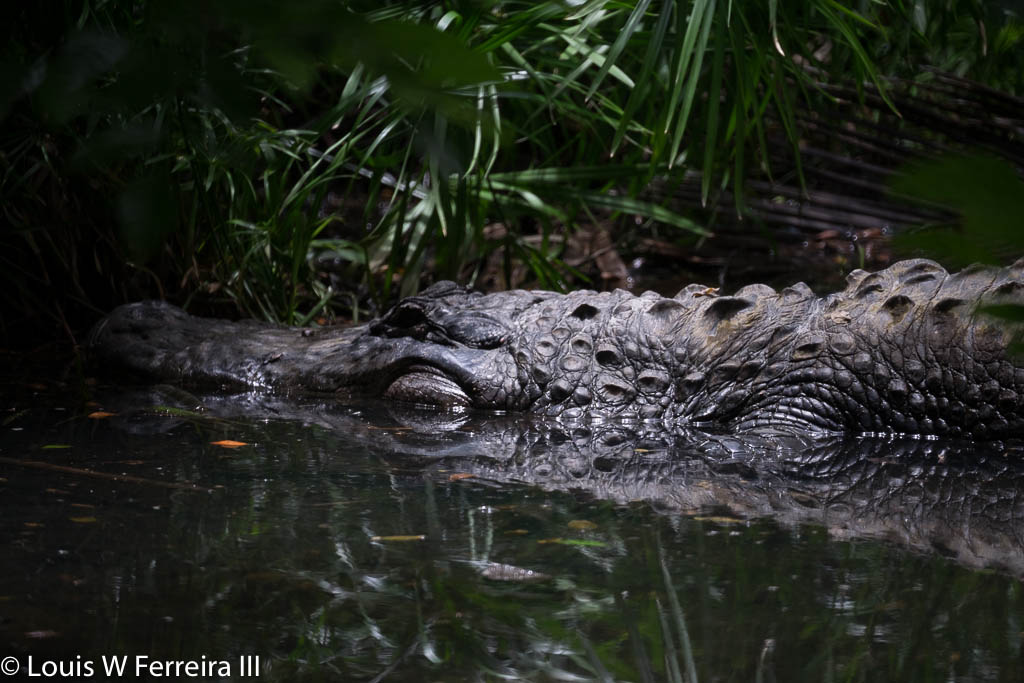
112, 390, 1024, 577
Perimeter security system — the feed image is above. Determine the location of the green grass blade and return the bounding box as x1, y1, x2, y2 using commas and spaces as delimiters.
663, 0, 709, 136
668, 0, 717, 167
611, 0, 673, 157
584, 0, 653, 102
701, 0, 727, 205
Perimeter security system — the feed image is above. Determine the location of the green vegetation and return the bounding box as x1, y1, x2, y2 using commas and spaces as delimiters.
2, 1, 1021, 343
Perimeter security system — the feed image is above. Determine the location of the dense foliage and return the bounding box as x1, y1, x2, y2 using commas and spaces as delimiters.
1, 0, 1021, 343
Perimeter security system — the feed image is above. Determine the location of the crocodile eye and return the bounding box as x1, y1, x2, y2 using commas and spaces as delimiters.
388, 304, 430, 328
437, 312, 508, 349
383, 372, 470, 407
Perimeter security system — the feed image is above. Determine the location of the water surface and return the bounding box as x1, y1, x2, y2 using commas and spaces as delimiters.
1, 382, 1023, 682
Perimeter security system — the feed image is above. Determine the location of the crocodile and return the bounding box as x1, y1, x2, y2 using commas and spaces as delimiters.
88, 258, 1024, 439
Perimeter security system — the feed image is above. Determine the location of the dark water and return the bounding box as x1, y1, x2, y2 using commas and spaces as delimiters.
2, 382, 1023, 682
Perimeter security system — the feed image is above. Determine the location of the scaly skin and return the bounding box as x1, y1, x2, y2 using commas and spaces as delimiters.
89, 258, 1024, 438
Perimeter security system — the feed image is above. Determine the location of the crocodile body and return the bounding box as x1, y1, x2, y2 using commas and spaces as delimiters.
89, 258, 1024, 439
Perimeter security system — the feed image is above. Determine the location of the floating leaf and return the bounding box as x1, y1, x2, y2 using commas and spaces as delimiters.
211, 440, 248, 449
42, 444, 72, 450
371, 534, 426, 542
69, 516, 97, 523
538, 538, 607, 547
87, 411, 116, 419
568, 519, 598, 531
504, 529, 529, 535
448, 473, 475, 481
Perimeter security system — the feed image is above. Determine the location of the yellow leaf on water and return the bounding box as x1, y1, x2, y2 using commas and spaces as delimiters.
568, 519, 598, 531
211, 440, 248, 448
370, 535, 426, 542
69, 516, 97, 523
504, 529, 529, 535
87, 411, 116, 419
